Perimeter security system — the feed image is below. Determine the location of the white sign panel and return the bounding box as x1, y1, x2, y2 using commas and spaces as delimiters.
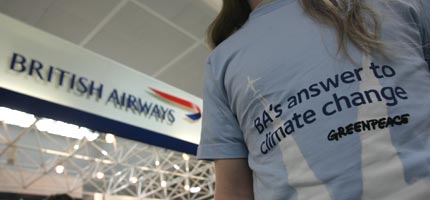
0, 13, 202, 145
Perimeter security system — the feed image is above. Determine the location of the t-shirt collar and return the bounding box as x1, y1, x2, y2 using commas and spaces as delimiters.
249, 0, 297, 19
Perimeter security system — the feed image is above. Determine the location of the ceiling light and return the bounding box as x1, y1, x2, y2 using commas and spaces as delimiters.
190, 187, 201, 193
105, 133, 115, 143
129, 177, 138, 184
184, 185, 190, 191
0, 107, 36, 128
182, 153, 190, 161
101, 150, 108, 156
0, 107, 99, 141
96, 172, 104, 179
173, 164, 180, 170
35, 118, 99, 141
155, 160, 160, 166
73, 145, 79, 150
161, 180, 167, 188
82, 128, 99, 141
55, 165, 64, 174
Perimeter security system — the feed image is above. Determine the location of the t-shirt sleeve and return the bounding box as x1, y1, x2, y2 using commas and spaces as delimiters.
196, 59, 248, 160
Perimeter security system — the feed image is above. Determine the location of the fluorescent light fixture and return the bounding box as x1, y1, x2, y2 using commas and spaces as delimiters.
55, 165, 65, 174
101, 150, 108, 156
0, 107, 99, 141
182, 153, 190, 161
96, 172, 104, 179
129, 177, 138, 184
35, 118, 99, 141
173, 164, 180, 170
82, 128, 99, 141
105, 133, 115, 143
73, 145, 80, 150
0, 107, 36, 128
161, 180, 167, 188
155, 160, 160, 166
190, 187, 201, 193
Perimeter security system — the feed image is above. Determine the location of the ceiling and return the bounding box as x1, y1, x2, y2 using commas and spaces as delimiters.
0, 113, 215, 199
0, 0, 221, 98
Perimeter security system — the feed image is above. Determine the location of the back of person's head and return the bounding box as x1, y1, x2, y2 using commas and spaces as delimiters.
46, 194, 73, 200
208, 0, 383, 56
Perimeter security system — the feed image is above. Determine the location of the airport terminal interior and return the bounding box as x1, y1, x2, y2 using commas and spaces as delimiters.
0, 0, 220, 199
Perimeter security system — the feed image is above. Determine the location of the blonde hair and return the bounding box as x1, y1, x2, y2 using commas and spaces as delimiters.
208, 0, 384, 55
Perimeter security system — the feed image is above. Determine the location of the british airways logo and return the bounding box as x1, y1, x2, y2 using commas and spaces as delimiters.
8, 52, 201, 124
149, 88, 201, 121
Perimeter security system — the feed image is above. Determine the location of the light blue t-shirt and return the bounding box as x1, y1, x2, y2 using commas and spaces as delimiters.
197, 0, 430, 199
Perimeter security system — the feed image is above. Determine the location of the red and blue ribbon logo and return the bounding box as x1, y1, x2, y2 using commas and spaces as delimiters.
150, 88, 201, 121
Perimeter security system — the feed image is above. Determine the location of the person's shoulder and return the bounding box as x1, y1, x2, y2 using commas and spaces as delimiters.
211, 26, 251, 57
206, 27, 252, 73
370, 0, 426, 31
372, 0, 422, 15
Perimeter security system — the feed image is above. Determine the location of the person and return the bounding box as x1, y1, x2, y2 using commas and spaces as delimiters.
197, 0, 430, 199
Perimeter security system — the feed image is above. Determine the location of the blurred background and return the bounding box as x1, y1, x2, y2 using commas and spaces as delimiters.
0, 0, 221, 199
